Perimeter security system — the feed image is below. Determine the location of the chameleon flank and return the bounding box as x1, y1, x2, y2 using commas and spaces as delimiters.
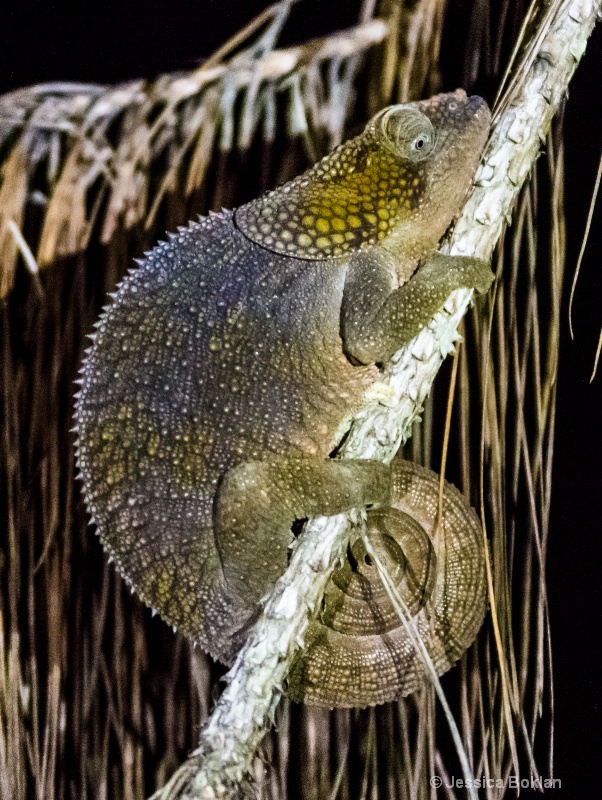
75, 90, 493, 708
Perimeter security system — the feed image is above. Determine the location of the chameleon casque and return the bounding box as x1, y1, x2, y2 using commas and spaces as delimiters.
75, 90, 492, 708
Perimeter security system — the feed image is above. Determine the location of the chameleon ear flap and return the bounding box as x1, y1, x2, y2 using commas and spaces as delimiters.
234, 107, 431, 261
286, 459, 487, 708
234, 138, 380, 261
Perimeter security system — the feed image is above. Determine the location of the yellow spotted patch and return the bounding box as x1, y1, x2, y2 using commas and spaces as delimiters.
234, 122, 426, 259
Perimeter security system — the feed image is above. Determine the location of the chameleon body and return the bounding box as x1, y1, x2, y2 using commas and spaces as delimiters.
75, 90, 492, 708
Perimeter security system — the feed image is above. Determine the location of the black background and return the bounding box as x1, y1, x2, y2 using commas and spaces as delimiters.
2, 1, 600, 794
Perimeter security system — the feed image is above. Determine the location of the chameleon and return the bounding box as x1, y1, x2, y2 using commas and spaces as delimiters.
74, 89, 492, 708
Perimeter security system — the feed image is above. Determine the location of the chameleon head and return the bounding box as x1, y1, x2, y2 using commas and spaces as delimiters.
371, 89, 491, 261
235, 90, 490, 266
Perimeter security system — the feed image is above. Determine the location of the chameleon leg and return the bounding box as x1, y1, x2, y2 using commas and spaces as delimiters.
341, 251, 494, 364
215, 455, 391, 608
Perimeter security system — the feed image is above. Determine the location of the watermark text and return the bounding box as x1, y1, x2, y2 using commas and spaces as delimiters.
429, 775, 561, 790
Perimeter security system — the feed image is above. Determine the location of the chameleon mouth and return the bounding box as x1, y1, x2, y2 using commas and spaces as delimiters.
468, 94, 488, 112
467, 94, 492, 127
411, 93, 491, 178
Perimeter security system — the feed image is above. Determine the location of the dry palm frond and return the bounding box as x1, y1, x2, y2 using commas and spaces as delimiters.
0, 0, 598, 798
0, 9, 391, 299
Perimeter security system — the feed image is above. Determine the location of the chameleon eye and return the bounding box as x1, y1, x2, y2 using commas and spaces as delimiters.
379, 107, 436, 162
411, 133, 431, 153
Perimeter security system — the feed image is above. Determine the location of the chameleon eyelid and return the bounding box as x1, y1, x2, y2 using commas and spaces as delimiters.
378, 107, 436, 161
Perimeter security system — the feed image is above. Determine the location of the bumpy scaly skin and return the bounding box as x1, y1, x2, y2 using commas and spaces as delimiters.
75, 90, 492, 707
